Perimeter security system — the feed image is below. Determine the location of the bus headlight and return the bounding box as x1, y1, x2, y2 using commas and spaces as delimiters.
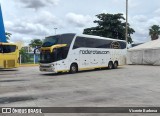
51, 64, 54, 67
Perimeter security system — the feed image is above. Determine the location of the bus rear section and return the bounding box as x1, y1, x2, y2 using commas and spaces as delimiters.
39, 33, 127, 73
68, 35, 126, 72
0, 43, 19, 69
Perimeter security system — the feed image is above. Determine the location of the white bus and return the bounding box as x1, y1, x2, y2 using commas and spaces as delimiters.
39, 33, 127, 73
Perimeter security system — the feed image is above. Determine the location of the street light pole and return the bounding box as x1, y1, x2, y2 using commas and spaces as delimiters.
54, 28, 57, 34
126, 0, 128, 45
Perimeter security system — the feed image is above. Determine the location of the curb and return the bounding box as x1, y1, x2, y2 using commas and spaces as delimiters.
20, 64, 39, 67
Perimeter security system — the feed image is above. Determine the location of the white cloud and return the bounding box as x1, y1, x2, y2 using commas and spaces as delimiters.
33, 11, 63, 27
132, 15, 147, 23
66, 13, 93, 27
4, 10, 64, 44
5, 20, 49, 36
154, 8, 160, 15
3, 0, 160, 44
18, 0, 59, 9
129, 0, 140, 8
130, 14, 160, 43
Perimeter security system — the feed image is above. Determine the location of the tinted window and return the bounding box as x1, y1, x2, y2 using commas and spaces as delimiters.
110, 41, 126, 49
0, 45, 2, 53
58, 34, 75, 59
1, 45, 16, 53
86, 38, 112, 48
59, 34, 75, 47
40, 52, 53, 63
42, 37, 58, 47
73, 37, 86, 49
85, 38, 95, 48
73, 36, 126, 49
119, 41, 126, 49
94, 39, 107, 48
42, 34, 75, 47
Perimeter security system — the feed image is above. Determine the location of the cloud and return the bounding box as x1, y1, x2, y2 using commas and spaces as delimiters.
66, 13, 93, 27
128, 0, 140, 8
18, 0, 59, 9
130, 14, 160, 43
154, 8, 160, 15
33, 11, 63, 27
5, 21, 48, 44
5, 21, 49, 36
4, 10, 64, 44
132, 15, 147, 23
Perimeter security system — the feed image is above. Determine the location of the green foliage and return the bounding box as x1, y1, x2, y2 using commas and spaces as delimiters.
5, 32, 12, 40
149, 25, 160, 40
29, 39, 43, 48
83, 13, 135, 43
19, 48, 30, 63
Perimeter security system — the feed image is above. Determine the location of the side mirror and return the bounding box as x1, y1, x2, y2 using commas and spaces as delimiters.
34, 46, 41, 54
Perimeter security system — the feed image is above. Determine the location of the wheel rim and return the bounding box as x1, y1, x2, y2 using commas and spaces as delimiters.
72, 66, 76, 72
114, 63, 117, 68
109, 63, 112, 69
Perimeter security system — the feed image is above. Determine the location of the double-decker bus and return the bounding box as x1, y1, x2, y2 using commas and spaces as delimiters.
39, 33, 127, 73
0, 42, 19, 69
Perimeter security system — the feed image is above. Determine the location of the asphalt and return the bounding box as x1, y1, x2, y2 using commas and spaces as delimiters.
0, 65, 160, 116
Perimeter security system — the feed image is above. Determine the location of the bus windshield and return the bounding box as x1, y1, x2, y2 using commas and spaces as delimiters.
42, 37, 58, 47
42, 34, 76, 47
40, 34, 76, 63
0, 45, 16, 53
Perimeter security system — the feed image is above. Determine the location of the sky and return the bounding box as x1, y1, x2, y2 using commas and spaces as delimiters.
1, 0, 160, 45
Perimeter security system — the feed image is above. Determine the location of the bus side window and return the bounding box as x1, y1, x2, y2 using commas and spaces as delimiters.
119, 41, 126, 49
73, 37, 86, 49
85, 38, 95, 48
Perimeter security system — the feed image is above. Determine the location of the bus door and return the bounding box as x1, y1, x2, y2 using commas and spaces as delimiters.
54, 47, 68, 70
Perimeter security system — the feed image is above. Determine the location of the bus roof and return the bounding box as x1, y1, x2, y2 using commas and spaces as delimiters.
47, 33, 126, 42
0, 42, 17, 46
76, 34, 126, 42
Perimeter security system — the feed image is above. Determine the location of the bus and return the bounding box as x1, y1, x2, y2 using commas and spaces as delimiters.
39, 33, 127, 73
0, 42, 19, 69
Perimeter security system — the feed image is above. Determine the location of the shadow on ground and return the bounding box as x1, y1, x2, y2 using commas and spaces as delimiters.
0, 79, 27, 83
41, 67, 124, 76
0, 96, 37, 104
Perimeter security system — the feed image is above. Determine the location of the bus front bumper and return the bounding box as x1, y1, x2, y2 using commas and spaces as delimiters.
39, 65, 57, 72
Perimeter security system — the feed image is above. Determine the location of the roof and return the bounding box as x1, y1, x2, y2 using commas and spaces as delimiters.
77, 34, 126, 42
128, 39, 160, 51
47, 33, 126, 42
0, 42, 17, 46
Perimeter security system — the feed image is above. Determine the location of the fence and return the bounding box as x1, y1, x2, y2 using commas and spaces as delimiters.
20, 53, 40, 64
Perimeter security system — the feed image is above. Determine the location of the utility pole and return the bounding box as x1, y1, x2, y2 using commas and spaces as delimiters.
126, 0, 128, 45
54, 28, 58, 34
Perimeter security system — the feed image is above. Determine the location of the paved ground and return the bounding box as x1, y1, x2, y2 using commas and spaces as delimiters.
0, 65, 160, 116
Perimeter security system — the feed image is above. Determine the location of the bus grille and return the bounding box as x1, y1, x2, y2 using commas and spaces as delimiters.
4, 60, 16, 68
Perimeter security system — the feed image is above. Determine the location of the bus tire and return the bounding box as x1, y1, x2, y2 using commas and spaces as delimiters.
113, 61, 118, 69
108, 61, 113, 69
70, 63, 78, 74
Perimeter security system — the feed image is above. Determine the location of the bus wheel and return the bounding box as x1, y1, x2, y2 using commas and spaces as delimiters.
113, 62, 118, 69
70, 64, 78, 73
108, 61, 113, 69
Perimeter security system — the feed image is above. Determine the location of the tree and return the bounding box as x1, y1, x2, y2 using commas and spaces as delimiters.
19, 48, 30, 63
29, 39, 43, 48
83, 13, 135, 43
149, 25, 160, 40
5, 32, 12, 40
